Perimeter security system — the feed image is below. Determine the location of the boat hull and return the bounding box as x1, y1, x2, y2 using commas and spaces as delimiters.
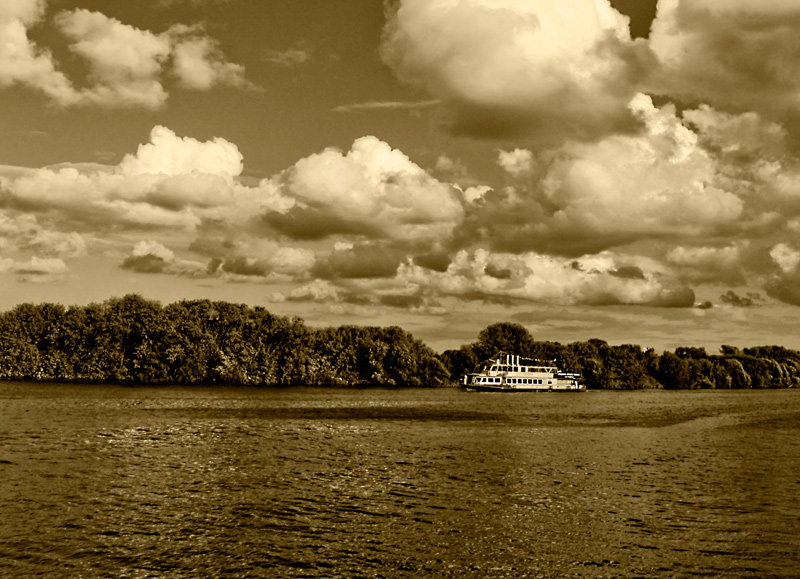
461, 385, 585, 393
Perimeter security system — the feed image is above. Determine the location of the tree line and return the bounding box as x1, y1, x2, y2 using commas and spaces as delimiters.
441, 322, 800, 389
0, 296, 798, 388
0, 295, 448, 387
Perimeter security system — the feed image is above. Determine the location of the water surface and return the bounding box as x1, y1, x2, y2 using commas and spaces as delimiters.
2, 384, 799, 577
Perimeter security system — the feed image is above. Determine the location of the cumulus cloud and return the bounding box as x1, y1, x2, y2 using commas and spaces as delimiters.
312, 242, 405, 280
720, 290, 763, 308
287, 279, 342, 302
0, 213, 86, 258
0, 0, 76, 103
397, 249, 695, 308
0, 255, 68, 281
381, 0, 651, 141
208, 245, 315, 280
770, 243, 800, 274
3, 165, 203, 230
541, 95, 742, 239
682, 105, 789, 163
118, 126, 243, 178
458, 95, 743, 256
649, 0, 800, 119
268, 136, 464, 241
0, 4, 252, 108
0, 126, 286, 234
497, 149, 535, 179
169, 24, 253, 90
120, 240, 206, 276
55, 9, 172, 109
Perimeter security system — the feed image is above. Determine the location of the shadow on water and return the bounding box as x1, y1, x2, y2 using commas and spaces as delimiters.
141, 406, 510, 422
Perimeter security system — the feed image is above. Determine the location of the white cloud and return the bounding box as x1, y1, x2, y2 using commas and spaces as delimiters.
169, 25, 252, 90
0, 255, 68, 280
118, 126, 243, 178
0, 5, 252, 108
397, 249, 694, 308
497, 148, 534, 178
55, 9, 172, 109
211, 241, 316, 280
381, 0, 647, 140
546, 96, 741, 237
269, 136, 464, 241
0, 126, 286, 235
120, 240, 206, 276
0, 213, 86, 258
770, 243, 800, 274
0, 0, 77, 104
288, 279, 342, 302
460, 95, 744, 256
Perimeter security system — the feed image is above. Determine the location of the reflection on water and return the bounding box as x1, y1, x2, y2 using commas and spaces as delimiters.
1, 384, 799, 577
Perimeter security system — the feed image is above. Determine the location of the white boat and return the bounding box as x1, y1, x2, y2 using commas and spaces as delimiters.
461, 352, 585, 392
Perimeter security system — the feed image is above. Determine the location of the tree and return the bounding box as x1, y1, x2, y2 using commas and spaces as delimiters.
658, 351, 690, 389
474, 322, 536, 361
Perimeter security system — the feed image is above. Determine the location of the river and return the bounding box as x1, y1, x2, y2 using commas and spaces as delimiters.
1, 383, 799, 577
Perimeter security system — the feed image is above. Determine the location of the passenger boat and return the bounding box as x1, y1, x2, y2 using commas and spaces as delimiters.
461, 352, 584, 392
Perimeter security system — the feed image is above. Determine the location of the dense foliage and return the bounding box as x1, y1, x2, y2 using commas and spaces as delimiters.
0, 295, 448, 387
2, 301, 798, 388
441, 322, 800, 390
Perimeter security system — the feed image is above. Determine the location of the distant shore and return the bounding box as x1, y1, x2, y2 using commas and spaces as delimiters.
3, 296, 799, 390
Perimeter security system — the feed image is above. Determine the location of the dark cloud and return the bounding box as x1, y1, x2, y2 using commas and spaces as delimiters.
414, 251, 451, 273
454, 188, 642, 257
649, 1, 800, 121
264, 206, 382, 240
720, 290, 763, 308
188, 236, 240, 258
580, 285, 695, 308
120, 253, 169, 274
611, 266, 646, 280
485, 263, 512, 279
766, 275, 800, 307
378, 293, 426, 309
119, 241, 205, 277
220, 256, 271, 277
652, 287, 696, 308
313, 243, 404, 279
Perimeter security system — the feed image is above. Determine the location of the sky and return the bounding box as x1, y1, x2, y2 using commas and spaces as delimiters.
2, 0, 800, 354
